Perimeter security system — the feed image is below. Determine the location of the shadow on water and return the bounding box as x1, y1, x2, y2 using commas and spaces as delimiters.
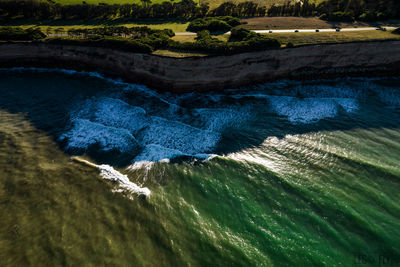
0, 69, 400, 167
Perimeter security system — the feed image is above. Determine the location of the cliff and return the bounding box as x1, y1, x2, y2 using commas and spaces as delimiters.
0, 41, 399, 92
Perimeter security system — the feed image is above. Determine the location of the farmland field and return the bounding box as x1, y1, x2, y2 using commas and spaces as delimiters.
241, 17, 400, 30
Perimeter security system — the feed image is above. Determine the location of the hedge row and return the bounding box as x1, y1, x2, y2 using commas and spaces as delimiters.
187, 16, 241, 33
44, 35, 154, 53
0, 27, 46, 41
45, 27, 174, 53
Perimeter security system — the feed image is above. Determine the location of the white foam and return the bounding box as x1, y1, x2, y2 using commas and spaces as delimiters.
72, 157, 150, 197
98, 164, 150, 197
138, 116, 220, 155
60, 119, 140, 155
74, 97, 149, 134
268, 96, 358, 124
193, 107, 252, 131
376, 88, 400, 106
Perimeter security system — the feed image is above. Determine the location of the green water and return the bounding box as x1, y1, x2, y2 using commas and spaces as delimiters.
0, 69, 399, 266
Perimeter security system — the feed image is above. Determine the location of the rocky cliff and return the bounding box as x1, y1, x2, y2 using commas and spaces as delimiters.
0, 41, 399, 92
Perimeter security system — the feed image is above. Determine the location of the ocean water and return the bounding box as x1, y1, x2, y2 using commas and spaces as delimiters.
0, 69, 399, 266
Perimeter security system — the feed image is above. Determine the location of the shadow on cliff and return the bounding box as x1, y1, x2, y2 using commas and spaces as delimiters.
0, 70, 400, 166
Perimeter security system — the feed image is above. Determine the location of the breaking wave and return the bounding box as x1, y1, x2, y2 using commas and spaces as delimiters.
3, 68, 400, 167
268, 96, 359, 124
72, 157, 151, 197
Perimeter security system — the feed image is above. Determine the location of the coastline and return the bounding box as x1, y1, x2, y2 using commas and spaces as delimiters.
1, 40, 400, 92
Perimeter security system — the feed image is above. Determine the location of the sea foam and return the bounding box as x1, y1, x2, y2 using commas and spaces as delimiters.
60, 119, 141, 156
72, 157, 150, 197
74, 97, 149, 134
268, 96, 359, 124
137, 116, 220, 155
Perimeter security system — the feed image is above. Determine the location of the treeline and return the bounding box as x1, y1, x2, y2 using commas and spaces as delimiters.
169, 28, 280, 54
65, 26, 174, 39
318, 0, 400, 21
187, 16, 241, 32
0, 25, 282, 55
0, 0, 208, 20
0, 26, 46, 40
0, 0, 399, 22
59, 26, 174, 52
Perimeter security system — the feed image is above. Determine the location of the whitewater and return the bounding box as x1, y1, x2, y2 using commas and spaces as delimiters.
0, 68, 399, 266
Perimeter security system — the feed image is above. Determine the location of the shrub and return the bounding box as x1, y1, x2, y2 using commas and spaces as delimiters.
140, 31, 172, 50
229, 28, 280, 48
393, 28, 400, 34
286, 42, 294, 48
358, 10, 387, 22
0, 26, 46, 41
187, 16, 241, 33
219, 16, 241, 27
170, 28, 280, 55
320, 11, 354, 22
319, 13, 328, 20
43, 26, 175, 53
45, 36, 153, 54
229, 28, 253, 41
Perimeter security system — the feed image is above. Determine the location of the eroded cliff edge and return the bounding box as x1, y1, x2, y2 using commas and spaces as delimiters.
0, 41, 399, 92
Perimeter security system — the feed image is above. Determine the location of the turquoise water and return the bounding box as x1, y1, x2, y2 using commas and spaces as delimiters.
0, 69, 399, 266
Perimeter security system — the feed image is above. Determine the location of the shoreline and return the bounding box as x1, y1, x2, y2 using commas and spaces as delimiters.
0, 40, 400, 92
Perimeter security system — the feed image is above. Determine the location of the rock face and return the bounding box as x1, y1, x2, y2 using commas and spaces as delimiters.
0, 41, 400, 92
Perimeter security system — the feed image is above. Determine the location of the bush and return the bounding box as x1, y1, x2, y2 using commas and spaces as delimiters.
219, 16, 241, 27
0, 26, 46, 41
358, 10, 387, 21
229, 28, 280, 48
359, 10, 376, 21
169, 28, 280, 55
319, 13, 328, 20
45, 36, 153, 54
320, 11, 354, 22
140, 31, 172, 50
45, 26, 175, 53
229, 28, 253, 41
206, 20, 232, 32
66, 26, 175, 39
187, 16, 241, 33
286, 42, 294, 48
393, 28, 400, 34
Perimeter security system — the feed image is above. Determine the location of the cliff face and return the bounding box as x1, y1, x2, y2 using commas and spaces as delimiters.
0, 41, 400, 92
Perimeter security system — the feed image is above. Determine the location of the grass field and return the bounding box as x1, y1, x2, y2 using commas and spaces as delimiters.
269, 30, 400, 46
152, 49, 209, 57
241, 17, 400, 30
